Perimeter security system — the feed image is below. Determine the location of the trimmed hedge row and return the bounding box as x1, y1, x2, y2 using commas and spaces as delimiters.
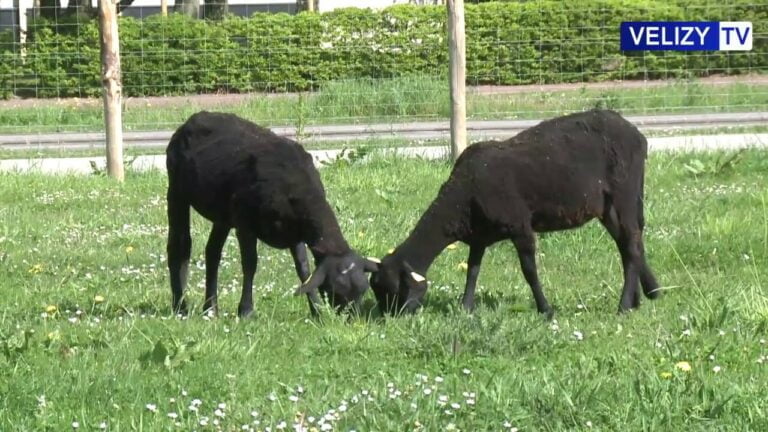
1, 0, 765, 98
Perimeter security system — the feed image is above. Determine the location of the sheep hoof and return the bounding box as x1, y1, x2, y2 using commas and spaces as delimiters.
173, 301, 188, 317
617, 304, 637, 314
237, 305, 255, 319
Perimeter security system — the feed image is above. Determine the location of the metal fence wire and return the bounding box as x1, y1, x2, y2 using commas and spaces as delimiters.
0, 0, 765, 135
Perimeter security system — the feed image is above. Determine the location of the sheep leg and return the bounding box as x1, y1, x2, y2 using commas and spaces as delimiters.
512, 233, 552, 317
461, 245, 485, 312
600, 206, 640, 308
600, 206, 643, 310
202, 223, 230, 316
235, 228, 258, 318
637, 238, 661, 299
601, 202, 645, 312
617, 229, 642, 312
635, 195, 661, 299
291, 242, 321, 316
167, 196, 191, 316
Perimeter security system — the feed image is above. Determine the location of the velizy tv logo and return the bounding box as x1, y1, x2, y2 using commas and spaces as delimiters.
620, 22, 752, 51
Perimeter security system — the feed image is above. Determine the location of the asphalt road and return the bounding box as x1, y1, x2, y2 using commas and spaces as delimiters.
0, 112, 766, 152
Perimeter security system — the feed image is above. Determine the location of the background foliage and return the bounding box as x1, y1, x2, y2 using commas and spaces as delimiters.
0, 0, 765, 98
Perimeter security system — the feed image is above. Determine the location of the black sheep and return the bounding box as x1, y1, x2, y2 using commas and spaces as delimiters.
165, 111, 377, 317
368, 109, 662, 315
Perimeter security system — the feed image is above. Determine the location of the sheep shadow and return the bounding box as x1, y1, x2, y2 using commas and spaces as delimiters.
421, 291, 562, 321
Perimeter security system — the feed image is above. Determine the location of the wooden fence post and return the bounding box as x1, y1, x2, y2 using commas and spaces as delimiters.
98, 0, 125, 182
161, 0, 168, 16
447, 0, 467, 160
14, 0, 27, 58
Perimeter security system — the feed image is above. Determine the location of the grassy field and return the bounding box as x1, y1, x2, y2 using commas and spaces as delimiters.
1, 150, 767, 431
0, 77, 766, 134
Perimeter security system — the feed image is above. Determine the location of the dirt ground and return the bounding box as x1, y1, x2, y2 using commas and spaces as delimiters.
0, 74, 765, 110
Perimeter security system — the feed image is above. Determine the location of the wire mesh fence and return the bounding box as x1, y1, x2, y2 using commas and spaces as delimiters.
0, 0, 765, 136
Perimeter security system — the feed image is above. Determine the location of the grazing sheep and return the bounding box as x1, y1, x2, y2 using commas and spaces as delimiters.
368, 109, 661, 316
166, 111, 377, 317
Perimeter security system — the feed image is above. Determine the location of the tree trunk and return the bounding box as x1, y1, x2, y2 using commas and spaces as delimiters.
98, 0, 125, 182
65, 0, 94, 17
203, 0, 228, 19
38, 0, 59, 19
297, 0, 314, 12
175, 0, 200, 18
447, 0, 467, 160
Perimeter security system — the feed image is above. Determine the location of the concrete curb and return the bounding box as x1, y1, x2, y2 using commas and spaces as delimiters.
1, 133, 766, 175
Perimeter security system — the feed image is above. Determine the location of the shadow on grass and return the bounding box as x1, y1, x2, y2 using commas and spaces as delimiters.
422, 290, 536, 317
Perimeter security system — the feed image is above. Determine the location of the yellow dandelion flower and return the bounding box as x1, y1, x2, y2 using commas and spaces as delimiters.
446, 243, 458, 250
660, 371, 673, 379
94, 295, 105, 304
357, 231, 365, 238
45, 304, 57, 314
29, 263, 44, 274
47, 330, 60, 341
675, 361, 692, 372
388, 248, 395, 254
125, 245, 135, 254
458, 262, 469, 271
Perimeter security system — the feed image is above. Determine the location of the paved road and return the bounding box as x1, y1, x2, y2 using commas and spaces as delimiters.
1, 112, 766, 152
1, 132, 766, 175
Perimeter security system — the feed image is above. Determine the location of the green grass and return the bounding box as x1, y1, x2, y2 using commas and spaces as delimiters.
1, 151, 768, 430
0, 76, 765, 134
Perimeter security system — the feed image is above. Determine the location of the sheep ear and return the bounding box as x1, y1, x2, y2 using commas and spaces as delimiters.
294, 266, 327, 295
364, 257, 381, 272
410, 272, 426, 283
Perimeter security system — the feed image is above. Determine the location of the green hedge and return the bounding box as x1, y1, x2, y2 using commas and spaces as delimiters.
0, 0, 765, 98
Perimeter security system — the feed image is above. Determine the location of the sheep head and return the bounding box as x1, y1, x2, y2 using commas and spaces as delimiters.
367, 254, 427, 315
294, 252, 379, 312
